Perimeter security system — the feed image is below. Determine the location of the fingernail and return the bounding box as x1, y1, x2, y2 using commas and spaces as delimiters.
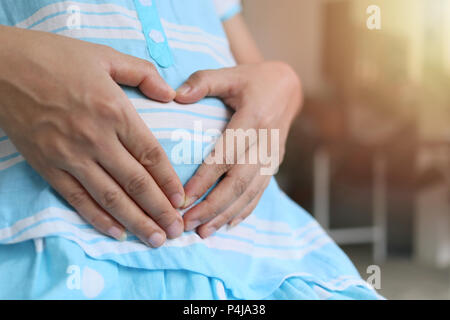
183, 196, 198, 209
177, 83, 192, 95
148, 232, 165, 248
229, 218, 243, 228
170, 193, 185, 209
185, 219, 201, 231
166, 218, 184, 238
108, 226, 127, 241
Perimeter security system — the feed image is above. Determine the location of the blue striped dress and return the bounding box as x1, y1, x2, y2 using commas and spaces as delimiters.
0, 0, 382, 300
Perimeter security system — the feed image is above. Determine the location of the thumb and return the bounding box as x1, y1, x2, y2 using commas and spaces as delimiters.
175, 68, 242, 104
109, 50, 175, 102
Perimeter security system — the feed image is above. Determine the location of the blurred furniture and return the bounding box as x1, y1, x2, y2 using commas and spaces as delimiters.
415, 140, 450, 268
313, 147, 388, 264
321, 0, 418, 256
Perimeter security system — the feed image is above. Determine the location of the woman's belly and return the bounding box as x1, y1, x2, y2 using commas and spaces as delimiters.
127, 94, 233, 186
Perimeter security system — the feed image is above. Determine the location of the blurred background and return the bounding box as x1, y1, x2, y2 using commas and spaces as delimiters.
242, 0, 450, 299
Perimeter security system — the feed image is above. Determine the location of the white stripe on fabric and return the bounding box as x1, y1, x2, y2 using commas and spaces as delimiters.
131, 99, 232, 120
244, 216, 319, 236
4, 220, 332, 259
161, 19, 228, 45
223, 224, 324, 248
0, 139, 18, 159
0, 207, 331, 260
15, 5, 235, 66
27, 12, 141, 33
57, 28, 145, 40
0, 155, 24, 170
5, 209, 371, 294
278, 272, 376, 293
169, 231, 331, 260
152, 131, 219, 143
313, 285, 334, 299
164, 29, 234, 63
215, 281, 228, 300
0, 208, 93, 241
168, 40, 233, 67
15, 1, 137, 29
0, 207, 316, 240
0, 100, 230, 170
139, 113, 228, 131
33, 238, 45, 253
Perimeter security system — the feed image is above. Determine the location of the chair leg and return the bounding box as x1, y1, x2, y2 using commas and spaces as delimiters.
313, 147, 330, 230
373, 152, 387, 264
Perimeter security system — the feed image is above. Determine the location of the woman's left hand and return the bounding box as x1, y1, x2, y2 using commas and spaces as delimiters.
175, 61, 303, 238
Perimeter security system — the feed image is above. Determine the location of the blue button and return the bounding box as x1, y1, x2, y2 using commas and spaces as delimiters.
133, 0, 174, 68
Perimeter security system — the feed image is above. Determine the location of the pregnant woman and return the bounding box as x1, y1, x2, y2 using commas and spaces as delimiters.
0, 0, 381, 299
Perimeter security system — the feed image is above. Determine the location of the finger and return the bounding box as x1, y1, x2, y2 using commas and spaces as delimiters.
175, 68, 243, 104
108, 50, 175, 102
98, 140, 184, 239
68, 161, 167, 248
183, 162, 259, 231
196, 175, 268, 239
114, 91, 185, 209
229, 177, 270, 227
182, 111, 258, 208
44, 168, 127, 241
229, 186, 265, 228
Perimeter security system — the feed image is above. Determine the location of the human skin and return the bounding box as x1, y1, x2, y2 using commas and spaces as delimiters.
0, 13, 301, 245
0, 25, 185, 247
177, 15, 303, 238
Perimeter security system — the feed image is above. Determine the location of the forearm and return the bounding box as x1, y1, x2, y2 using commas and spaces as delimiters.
223, 14, 264, 65
222, 14, 303, 134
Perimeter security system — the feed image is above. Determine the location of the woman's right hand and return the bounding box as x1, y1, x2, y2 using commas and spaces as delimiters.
0, 26, 185, 247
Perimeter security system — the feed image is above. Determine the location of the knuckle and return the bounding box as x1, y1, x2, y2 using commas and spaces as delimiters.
153, 208, 176, 225
221, 150, 236, 168
125, 174, 150, 196
160, 175, 180, 193
66, 189, 89, 208
233, 176, 250, 197
98, 43, 116, 57
203, 199, 219, 219
65, 158, 91, 173
41, 137, 72, 163
214, 163, 231, 177
101, 189, 122, 210
92, 95, 115, 111
246, 188, 259, 202
67, 118, 99, 145
278, 61, 301, 89
92, 96, 125, 123
139, 146, 164, 168
190, 70, 205, 82
142, 61, 157, 75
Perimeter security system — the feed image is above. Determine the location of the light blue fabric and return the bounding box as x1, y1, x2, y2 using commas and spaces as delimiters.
0, 0, 382, 300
